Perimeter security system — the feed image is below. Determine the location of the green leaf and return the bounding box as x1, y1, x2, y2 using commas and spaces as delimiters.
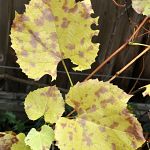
11, 133, 31, 150
24, 86, 65, 123
11, 0, 99, 80
3, 112, 16, 124
13, 120, 26, 132
55, 80, 145, 150
25, 125, 54, 150
132, 0, 150, 16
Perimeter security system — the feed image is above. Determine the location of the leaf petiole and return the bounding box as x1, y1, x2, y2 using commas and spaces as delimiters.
62, 60, 74, 87
129, 42, 150, 47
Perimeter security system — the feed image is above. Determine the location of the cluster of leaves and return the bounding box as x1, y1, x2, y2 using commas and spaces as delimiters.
1, 81, 150, 150
1, 0, 150, 150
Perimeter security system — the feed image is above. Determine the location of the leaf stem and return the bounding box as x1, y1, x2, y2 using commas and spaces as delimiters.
108, 46, 150, 82
129, 42, 150, 47
84, 16, 149, 81
112, 0, 126, 7
62, 60, 73, 87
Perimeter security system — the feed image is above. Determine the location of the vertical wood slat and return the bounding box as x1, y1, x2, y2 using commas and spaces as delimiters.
0, 0, 13, 68
0, 0, 14, 91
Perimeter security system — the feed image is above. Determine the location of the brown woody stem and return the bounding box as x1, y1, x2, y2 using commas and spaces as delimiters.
108, 46, 150, 82
84, 16, 149, 81
112, 0, 126, 7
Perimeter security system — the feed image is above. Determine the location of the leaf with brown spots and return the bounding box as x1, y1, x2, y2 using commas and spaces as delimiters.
55, 80, 145, 150
11, 0, 99, 80
0, 132, 18, 150
131, 0, 150, 16
24, 86, 65, 123
25, 125, 54, 150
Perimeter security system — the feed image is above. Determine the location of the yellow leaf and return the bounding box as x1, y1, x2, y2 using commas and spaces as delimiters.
24, 86, 64, 123
132, 0, 150, 16
11, 133, 31, 150
25, 125, 54, 150
141, 84, 150, 96
55, 80, 145, 150
11, 0, 99, 80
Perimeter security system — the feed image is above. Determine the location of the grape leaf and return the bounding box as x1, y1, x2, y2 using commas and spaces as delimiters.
11, 133, 31, 150
141, 84, 150, 96
132, 0, 150, 16
11, 0, 99, 80
55, 80, 145, 150
24, 86, 64, 123
25, 125, 54, 150
0, 132, 18, 150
